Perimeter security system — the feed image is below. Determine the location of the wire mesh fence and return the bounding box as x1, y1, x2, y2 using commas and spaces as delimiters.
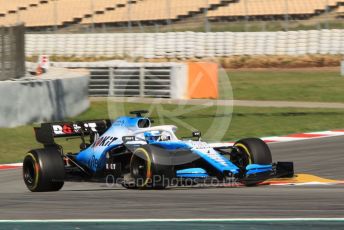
0, 23, 25, 81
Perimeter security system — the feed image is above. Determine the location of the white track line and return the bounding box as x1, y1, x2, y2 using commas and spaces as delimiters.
1, 218, 344, 223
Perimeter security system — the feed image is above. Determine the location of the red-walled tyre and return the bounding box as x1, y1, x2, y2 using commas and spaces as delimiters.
23, 147, 65, 192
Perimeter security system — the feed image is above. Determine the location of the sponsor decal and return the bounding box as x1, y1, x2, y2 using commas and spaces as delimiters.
93, 136, 117, 148
189, 141, 209, 149
53, 122, 98, 135
62, 124, 73, 134
189, 141, 229, 167
113, 120, 125, 126
88, 155, 99, 169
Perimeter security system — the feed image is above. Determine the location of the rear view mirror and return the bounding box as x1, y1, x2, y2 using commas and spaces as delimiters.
192, 131, 201, 141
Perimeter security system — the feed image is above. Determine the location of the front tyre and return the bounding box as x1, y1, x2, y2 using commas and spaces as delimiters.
233, 138, 272, 186
23, 147, 65, 192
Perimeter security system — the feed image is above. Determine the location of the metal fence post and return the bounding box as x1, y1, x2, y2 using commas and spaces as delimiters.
16, 7, 21, 24
166, 0, 171, 26
127, 0, 132, 31
9, 26, 16, 79
284, 0, 289, 31
19, 24, 25, 77
53, 0, 58, 31
90, 0, 95, 32
244, 0, 249, 32
0, 27, 4, 80
0, 24, 25, 81
12, 26, 18, 79
204, 0, 210, 32
324, 0, 329, 29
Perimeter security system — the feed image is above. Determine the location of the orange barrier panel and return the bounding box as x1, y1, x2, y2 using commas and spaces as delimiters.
187, 62, 218, 99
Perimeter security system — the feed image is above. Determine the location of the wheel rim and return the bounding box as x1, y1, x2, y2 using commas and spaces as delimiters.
131, 149, 152, 187
233, 144, 252, 168
23, 156, 37, 187
131, 156, 147, 180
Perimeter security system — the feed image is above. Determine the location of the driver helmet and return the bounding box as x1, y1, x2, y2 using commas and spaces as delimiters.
144, 131, 161, 143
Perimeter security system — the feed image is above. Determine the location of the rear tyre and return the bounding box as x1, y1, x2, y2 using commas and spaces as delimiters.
23, 147, 65, 192
233, 138, 272, 186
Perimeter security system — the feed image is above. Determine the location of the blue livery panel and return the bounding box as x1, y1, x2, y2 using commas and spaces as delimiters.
192, 148, 240, 175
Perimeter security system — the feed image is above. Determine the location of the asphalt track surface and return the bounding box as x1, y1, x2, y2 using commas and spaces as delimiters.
0, 136, 344, 220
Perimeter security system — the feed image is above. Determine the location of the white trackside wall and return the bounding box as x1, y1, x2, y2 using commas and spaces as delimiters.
26, 30, 344, 58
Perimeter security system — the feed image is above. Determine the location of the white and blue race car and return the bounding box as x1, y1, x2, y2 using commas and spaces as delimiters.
23, 110, 293, 192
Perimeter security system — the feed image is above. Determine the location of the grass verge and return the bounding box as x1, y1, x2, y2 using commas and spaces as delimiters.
1, 101, 344, 163
223, 70, 344, 102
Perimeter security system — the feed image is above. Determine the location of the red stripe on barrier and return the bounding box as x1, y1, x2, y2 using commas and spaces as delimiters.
331, 129, 344, 132
286, 133, 327, 138
0, 165, 21, 170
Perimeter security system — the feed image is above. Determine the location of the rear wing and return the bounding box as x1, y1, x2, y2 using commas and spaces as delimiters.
34, 120, 112, 145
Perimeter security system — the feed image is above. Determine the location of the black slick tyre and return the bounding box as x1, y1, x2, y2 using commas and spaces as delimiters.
126, 145, 174, 189
234, 138, 272, 186
23, 147, 65, 192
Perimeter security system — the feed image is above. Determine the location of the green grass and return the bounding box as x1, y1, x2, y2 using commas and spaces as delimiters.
1, 101, 344, 163
224, 71, 344, 102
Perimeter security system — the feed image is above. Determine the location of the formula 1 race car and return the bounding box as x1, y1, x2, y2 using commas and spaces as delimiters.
23, 110, 294, 192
